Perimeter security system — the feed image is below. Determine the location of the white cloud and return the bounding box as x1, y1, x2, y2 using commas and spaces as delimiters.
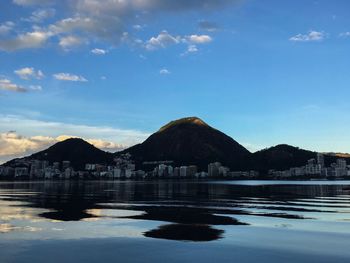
59, 35, 85, 49
0, 115, 150, 163
12, 0, 53, 6
181, 44, 199, 56
139, 0, 239, 12
289, 31, 325, 42
0, 31, 51, 51
29, 85, 42, 91
187, 44, 198, 52
186, 34, 212, 44
91, 48, 108, 55
0, 132, 125, 164
198, 21, 219, 32
25, 8, 55, 23
53, 73, 87, 82
145, 31, 212, 51
50, 16, 124, 45
145, 31, 181, 50
159, 68, 170, 75
0, 79, 26, 92
74, 0, 238, 15
339, 32, 350, 38
133, 24, 143, 30
14, 67, 44, 80
0, 22, 15, 35
4, 0, 233, 51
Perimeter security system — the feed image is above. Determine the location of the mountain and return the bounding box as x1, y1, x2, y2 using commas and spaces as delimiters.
6, 138, 114, 170
249, 144, 317, 172
249, 144, 344, 172
4, 117, 349, 174
118, 117, 251, 170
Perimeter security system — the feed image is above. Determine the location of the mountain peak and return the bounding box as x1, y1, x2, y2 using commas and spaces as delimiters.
56, 137, 89, 145
122, 116, 250, 170
28, 137, 114, 169
158, 117, 209, 132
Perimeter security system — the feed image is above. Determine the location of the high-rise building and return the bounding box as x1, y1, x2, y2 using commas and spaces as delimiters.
14, 167, 28, 178
173, 167, 180, 177
62, 161, 71, 170
208, 162, 221, 177
53, 162, 60, 170
317, 153, 325, 167
187, 165, 198, 177
179, 166, 188, 177
337, 159, 347, 169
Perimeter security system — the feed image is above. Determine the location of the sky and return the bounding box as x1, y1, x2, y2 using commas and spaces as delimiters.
1, 0, 350, 164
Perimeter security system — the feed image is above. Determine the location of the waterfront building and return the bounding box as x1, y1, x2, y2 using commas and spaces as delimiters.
208, 162, 221, 177
317, 153, 325, 167
179, 166, 188, 177
53, 162, 60, 170
14, 167, 29, 178
62, 161, 71, 170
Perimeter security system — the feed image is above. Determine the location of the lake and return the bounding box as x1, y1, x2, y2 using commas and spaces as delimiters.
1, 180, 350, 262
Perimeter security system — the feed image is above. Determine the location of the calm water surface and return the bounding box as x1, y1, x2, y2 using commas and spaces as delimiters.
1, 180, 350, 262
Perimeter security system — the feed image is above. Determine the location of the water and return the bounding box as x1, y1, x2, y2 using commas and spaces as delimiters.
1, 180, 350, 262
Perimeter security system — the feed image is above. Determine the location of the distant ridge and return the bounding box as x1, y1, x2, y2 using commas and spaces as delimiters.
6, 138, 114, 170
3, 117, 349, 173
249, 144, 317, 171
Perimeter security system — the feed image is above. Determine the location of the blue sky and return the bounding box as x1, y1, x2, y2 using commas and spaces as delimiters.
1, 0, 350, 163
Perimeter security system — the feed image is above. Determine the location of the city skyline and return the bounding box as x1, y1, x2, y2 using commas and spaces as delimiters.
1, 0, 350, 163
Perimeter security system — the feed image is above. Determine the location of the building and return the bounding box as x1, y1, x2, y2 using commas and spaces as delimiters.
85, 164, 96, 171
219, 166, 230, 177
317, 153, 325, 167
305, 159, 322, 175
113, 168, 122, 178
62, 161, 71, 170
125, 169, 132, 179
53, 162, 60, 170
337, 159, 347, 169
179, 166, 188, 177
187, 165, 198, 177
14, 167, 29, 178
208, 162, 221, 177
0, 166, 14, 177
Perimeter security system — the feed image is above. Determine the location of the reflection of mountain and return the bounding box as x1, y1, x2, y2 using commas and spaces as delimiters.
126, 206, 247, 225
1, 181, 345, 222
1, 181, 349, 242
145, 224, 224, 242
